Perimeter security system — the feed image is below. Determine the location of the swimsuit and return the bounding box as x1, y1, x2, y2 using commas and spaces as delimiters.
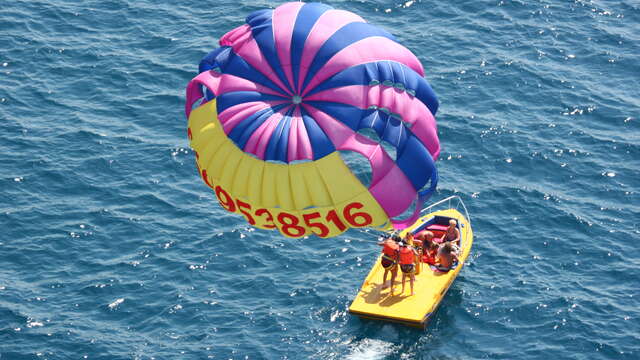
381, 255, 397, 269
401, 264, 415, 274
430, 260, 459, 273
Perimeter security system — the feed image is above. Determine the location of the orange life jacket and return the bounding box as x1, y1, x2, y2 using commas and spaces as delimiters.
423, 249, 437, 265
399, 247, 414, 265
382, 241, 399, 257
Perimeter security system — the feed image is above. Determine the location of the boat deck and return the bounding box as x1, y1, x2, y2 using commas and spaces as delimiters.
349, 208, 473, 327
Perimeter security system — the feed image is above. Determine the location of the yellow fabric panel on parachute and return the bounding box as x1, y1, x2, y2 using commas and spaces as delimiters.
188, 100, 391, 238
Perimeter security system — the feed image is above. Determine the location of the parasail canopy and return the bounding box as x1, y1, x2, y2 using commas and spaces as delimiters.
185, 2, 440, 238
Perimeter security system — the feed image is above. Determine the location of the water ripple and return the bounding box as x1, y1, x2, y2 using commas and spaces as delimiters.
1, 0, 639, 359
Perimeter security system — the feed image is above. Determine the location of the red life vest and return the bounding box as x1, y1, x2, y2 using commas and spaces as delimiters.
382, 241, 399, 257
423, 248, 437, 265
399, 247, 414, 265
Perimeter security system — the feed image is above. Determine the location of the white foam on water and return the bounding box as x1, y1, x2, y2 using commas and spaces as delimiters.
108, 298, 124, 309
345, 339, 397, 360
27, 321, 44, 328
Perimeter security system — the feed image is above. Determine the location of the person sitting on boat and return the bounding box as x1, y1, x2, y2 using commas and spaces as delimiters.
420, 232, 438, 265
416, 229, 434, 248
415, 230, 431, 243
415, 230, 432, 256
398, 241, 419, 296
439, 219, 460, 246
377, 235, 400, 291
435, 242, 459, 272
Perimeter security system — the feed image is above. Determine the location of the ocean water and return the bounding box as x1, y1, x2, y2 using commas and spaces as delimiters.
1, 0, 639, 359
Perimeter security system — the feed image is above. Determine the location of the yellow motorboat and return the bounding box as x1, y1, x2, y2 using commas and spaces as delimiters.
349, 196, 473, 328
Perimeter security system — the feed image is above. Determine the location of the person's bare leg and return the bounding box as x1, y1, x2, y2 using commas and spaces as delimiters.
390, 268, 397, 295
382, 269, 389, 289
401, 273, 406, 294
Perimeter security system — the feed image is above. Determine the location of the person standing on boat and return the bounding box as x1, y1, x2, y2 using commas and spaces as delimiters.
399, 241, 419, 296
404, 232, 421, 275
378, 235, 400, 292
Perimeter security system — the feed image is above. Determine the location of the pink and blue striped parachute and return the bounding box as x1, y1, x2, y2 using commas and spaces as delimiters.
185, 2, 441, 238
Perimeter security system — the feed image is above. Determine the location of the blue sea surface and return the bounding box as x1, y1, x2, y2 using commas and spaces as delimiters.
1, 0, 639, 359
